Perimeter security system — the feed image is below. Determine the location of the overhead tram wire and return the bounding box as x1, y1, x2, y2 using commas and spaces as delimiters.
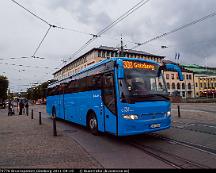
32, 25, 52, 58
10, 0, 94, 36
10, 0, 97, 57
131, 11, 216, 50
69, 0, 152, 60
10, 0, 50, 25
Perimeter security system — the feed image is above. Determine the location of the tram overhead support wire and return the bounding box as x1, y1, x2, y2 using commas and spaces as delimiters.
131, 11, 216, 50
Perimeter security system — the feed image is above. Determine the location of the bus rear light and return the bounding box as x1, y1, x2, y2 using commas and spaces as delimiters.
123, 114, 138, 120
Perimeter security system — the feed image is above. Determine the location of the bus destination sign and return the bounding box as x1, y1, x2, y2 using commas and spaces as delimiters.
123, 61, 156, 70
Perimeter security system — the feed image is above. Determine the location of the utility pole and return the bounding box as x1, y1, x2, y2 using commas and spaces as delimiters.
120, 34, 124, 57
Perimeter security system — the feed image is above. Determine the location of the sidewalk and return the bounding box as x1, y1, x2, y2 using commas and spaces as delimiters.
0, 108, 102, 169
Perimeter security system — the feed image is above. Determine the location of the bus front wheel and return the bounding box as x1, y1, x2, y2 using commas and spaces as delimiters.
88, 112, 98, 136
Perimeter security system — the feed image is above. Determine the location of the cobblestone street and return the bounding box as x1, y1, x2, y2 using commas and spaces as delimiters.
0, 109, 102, 168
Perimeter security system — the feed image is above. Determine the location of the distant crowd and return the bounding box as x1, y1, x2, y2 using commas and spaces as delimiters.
7, 98, 29, 116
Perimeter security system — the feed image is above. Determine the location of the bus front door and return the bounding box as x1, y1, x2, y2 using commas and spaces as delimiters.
102, 73, 117, 135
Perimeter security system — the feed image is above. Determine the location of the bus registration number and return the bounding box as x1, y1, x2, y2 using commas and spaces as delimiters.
150, 124, 160, 128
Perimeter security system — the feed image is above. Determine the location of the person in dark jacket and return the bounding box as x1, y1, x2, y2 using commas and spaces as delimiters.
19, 100, 24, 115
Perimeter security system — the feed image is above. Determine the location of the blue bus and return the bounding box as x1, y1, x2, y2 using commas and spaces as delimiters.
46, 57, 183, 136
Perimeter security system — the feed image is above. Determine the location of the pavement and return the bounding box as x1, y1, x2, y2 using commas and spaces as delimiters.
0, 107, 102, 169
0, 102, 215, 169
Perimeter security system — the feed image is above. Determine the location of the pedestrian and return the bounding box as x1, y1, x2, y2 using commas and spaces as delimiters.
19, 100, 24, 115
25, 100, 29, 115
8, 100, 13, 116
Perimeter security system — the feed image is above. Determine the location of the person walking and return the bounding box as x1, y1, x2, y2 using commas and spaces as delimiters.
25, 100, 29, 116
19, 100, 24, 115
8, 100, 13, 116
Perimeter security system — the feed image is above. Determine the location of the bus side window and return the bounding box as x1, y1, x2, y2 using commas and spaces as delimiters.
102, 73, 117, 115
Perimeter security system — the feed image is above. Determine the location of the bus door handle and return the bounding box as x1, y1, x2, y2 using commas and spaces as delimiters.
106, 115, 109, 118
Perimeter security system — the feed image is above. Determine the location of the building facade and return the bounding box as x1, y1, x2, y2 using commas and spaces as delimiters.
182, 64, 216, 98
53, 46, 164, 81
194, 75, 216, 97
164, 70, 195, 98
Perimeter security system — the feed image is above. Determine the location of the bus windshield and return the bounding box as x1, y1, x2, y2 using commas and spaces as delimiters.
120, 61, 168, 102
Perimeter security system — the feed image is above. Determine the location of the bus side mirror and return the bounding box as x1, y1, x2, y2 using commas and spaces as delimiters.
165, 64, 184, 81
116, 59, 125, 79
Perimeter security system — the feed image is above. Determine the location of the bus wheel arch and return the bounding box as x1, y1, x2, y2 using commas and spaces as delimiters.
86, 110, 99, 135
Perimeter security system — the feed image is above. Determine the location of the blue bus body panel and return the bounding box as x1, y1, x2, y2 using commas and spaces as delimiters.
118, 101, 171, 136
47, 90, 105, 132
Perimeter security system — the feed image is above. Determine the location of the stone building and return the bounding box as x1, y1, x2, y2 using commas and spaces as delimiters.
194, 75, 216, 97
182, 64, 216, 97
163, 69, 195, 98
53, 46, 164, 81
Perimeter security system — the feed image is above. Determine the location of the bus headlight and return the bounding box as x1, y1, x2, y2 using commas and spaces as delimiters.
165, 111, 171, 117
123, 114, 138, 120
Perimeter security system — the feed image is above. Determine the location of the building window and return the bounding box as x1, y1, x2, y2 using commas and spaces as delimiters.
200, 83, 203, 88
189, 74, 192, 80
171, 74, 174, 80
177, 83, 181, 90
195, 83, 198, 87
167, 83, 170, 90
102, 51, 105, 58
204, 83, 207, 89
186, 74, 189, 80
182, 83, 185, 89
172, 83, 175, 89
182, 91, 185, 97
98, 51, 101, 57
107, 51, 111, 57
166, 74, 169, 80
188, 83, 191, 90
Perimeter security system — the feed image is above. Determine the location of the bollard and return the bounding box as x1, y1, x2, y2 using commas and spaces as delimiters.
39, 112, 42, 125
177, 105, 181, 118
31, 109, 34, 119
53, 115, 57, 136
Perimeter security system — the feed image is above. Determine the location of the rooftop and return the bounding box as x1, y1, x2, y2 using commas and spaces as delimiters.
53, 46, 165, 75
182, 64, 216, 75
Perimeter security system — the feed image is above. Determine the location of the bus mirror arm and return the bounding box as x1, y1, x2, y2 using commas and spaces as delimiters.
116, 60, 124, 79
159, 63, 184, 81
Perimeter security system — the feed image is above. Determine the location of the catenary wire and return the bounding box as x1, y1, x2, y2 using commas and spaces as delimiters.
68, 0, 152, 60
131, 11, 216, 50
32, 25, 52, 57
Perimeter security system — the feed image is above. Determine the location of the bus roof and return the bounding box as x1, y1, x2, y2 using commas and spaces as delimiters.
48, 57, 159, 88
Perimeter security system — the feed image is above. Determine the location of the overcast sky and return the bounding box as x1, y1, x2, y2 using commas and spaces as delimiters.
0, 0, 216, 92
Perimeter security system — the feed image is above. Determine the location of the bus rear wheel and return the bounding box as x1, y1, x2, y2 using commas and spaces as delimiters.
88, 112, 99, 136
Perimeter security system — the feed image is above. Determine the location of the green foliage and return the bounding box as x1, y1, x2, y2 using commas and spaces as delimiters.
0, 75, 9, 101
26, 79, 55, 101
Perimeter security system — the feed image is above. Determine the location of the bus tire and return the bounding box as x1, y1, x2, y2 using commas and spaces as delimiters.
88, 112, 99, 136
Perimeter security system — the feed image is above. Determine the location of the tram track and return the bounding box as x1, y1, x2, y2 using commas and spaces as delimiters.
172, 121, 216, 136
130, 140, 209, 169
128, 131, 216, 168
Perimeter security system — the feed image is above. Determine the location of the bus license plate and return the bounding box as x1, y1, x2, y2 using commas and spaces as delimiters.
150, 124, 160, 128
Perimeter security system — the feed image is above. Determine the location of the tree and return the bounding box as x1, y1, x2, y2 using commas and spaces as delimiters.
0, 75, 9, 102
26, 79, 56, 101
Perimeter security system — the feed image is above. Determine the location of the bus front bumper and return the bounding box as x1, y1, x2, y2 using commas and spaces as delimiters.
117, 117, 171, 136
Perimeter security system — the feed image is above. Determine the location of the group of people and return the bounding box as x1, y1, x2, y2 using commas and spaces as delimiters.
8, 99, 29, 116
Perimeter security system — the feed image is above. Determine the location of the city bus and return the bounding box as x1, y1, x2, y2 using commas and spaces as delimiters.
46, 57, 183, 136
